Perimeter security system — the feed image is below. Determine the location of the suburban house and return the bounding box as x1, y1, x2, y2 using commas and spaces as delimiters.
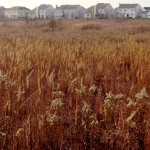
84, 6, 94, 19
5, 6, 30, 19
141, 7, 150, 18
35, 4, 54, 19
84, 3, 115, 19
116, 4, 142, 18
54, 5, 85, 19
0, 6, 5, 18
28, 9, 36, 19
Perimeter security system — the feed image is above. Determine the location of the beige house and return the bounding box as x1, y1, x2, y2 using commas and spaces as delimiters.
0, 6, 5, 18
5, 6, 30, 19
84, 3, 115, 19
116, 4, 142, 18
54, 5, 85, 19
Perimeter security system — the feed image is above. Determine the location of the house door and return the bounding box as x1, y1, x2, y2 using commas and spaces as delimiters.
127, 14, 129, 18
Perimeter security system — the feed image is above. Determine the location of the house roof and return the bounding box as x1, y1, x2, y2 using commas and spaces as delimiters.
56, 5, 80, 10
6, 6, 30, 11
0, 6, 5, 10
144, 7, 150, 10
96, 3, 109, 9
118, 4, 139, 9
28, 8, 36, 14
85, 3, 109, 14
38, 4, 53, 10
85, 6, 94, 14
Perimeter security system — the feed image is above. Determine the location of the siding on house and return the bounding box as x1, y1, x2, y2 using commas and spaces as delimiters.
116, 4, 142, 18
5, 6, 30, 19
141, 7, 150, 18
30, 4, 54, 19
54, 5, 85, 19
84, 3, 115, 19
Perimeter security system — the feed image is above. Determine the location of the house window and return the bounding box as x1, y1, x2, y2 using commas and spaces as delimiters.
124, 9, 127, 11
131, 9, 133, 11
119, 9, 122, 12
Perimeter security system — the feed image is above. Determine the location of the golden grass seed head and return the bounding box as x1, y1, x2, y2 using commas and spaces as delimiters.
46, 113, 59, 125
50, 98, 63, 110
82, 101, 92, 116
135, 87, 150, 101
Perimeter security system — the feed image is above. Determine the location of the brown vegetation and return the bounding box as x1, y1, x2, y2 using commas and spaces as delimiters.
0, 19, 150, 149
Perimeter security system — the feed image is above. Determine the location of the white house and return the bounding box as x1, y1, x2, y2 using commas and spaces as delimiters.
116, 4, 142, 18
54, 5, 85, 19
30, 4, 54, 19
5, 6, 30, 19
0, 6, 5, 18
84, 3, 115, 19
141, 7, 150, 18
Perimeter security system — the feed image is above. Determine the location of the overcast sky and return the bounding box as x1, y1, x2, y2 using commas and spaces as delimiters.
1, 0, 150, 9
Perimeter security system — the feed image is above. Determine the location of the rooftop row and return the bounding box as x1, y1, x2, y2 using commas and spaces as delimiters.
0, 3, 150, 19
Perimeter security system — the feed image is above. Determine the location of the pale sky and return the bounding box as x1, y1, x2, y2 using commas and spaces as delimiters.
1, 0, 150, 9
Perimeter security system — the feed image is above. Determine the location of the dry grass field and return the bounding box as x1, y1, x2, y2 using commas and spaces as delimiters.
0, 19, 150, 149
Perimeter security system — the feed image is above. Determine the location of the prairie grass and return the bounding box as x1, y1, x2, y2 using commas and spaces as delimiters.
0, 19, 150, 149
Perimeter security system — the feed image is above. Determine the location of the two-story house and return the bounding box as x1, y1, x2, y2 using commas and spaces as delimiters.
54, 5, 85, 19
116, 4, 142, 18
30, 4, 54, 19
141, 7, 150, 18
0, 6, 5, 18
84, 3, 115, 19
5, 6, 30, 19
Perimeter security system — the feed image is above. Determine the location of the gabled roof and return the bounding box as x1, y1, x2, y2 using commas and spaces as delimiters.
85, 6, 94, 14
96, 3, 109, 9
0, 6, 5, 10
28, 8, 36, 14
56, 5, 80, 10
38, 4, 53, 10
118, 4, 139, 9
85, 3, 110, 14
6, 6, 30, 11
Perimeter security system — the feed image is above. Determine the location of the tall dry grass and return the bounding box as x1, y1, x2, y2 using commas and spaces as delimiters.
0, 19, 150, 149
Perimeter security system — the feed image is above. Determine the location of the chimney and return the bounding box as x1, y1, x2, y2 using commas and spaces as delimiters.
119, 3, 121, 7
56, 5, 58, 8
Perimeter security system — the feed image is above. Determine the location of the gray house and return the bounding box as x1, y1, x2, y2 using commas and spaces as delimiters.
84, 3, 115, 19
30, 4, 54, 19
54, 5, 85, 19
141, 7, 150, 18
